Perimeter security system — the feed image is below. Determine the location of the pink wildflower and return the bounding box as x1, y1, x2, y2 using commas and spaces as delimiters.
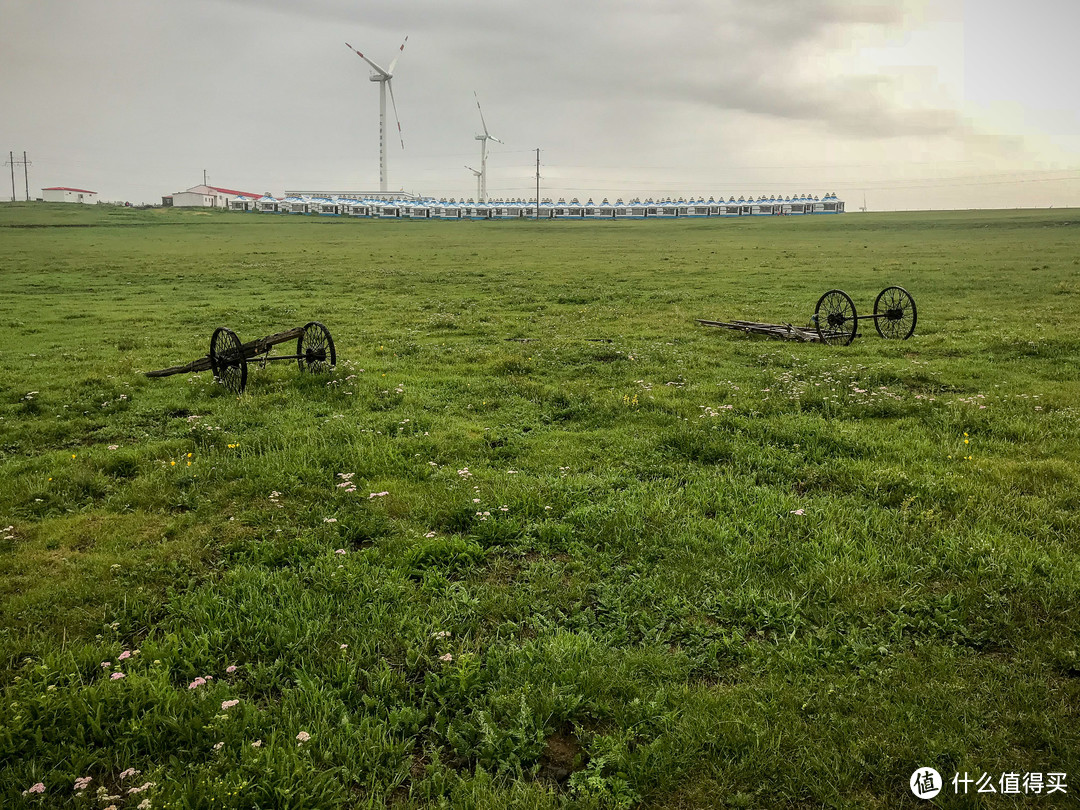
111, 672, 126, 680
789, 509, 805, 516
74, 776, 93, 790
296, 731, 311, 743
188, 677, 206, 689
101, 661, 112, 669
118, 650, 132, 661
221, 699, 239, 710
439, 653, 454, 663
251, 739, 263, 748
335, 548, 346, 555
226, 665, 237, 674
24, 782, 45, 795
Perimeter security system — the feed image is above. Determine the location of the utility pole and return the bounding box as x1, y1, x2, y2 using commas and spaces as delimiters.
5, 152, 31, 201
535, 148, 540, 221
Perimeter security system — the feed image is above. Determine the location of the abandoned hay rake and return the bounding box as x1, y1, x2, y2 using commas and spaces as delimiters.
146, 321, 336, 394
697, 286, 917, 346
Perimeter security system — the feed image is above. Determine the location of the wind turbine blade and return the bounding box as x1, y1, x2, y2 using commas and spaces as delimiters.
387, 35, 408, 74
387, 79, 404, 149
474, 91, 489, 137
489, 136, 504, 144
345, 42, 389, 77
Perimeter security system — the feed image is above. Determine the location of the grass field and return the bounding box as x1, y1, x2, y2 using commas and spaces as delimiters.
1, 202, 1078, 808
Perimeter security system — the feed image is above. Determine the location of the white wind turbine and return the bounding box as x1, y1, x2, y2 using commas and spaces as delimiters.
345, 36, 408, 193
473, 92, 502, 202
465, 166, 482, 202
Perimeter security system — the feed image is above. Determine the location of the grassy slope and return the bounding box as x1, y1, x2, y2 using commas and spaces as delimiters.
0, 203, 1078, 808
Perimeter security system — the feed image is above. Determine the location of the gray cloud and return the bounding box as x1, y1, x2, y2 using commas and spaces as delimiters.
1, 0, 1072, 209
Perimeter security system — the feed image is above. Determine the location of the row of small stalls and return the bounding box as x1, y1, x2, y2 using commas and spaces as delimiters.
230, 195, 845, 219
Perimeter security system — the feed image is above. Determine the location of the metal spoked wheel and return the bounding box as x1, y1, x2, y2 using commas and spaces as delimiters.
210, 327, 248, 394
814, 289, 858, 346
297, 321, 336, 373
873, 286, 917, 340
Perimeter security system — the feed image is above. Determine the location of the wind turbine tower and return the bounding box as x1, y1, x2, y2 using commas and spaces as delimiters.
473, 92, 502, 202
345, 36, 408, 193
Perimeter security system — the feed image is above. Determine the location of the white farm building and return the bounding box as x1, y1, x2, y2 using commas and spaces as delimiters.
42, 187, 98, 204
162, 184, 262, 209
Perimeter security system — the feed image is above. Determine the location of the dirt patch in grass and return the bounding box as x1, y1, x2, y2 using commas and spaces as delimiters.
538, 727, 587, 788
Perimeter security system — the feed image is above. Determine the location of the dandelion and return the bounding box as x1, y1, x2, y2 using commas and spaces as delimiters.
111, 672, 126, 680
170, 461, 175, 466
226, 665, 237, 674
296, 731, 311, 743
439, 653, 453, 663
221, 699, 239, 710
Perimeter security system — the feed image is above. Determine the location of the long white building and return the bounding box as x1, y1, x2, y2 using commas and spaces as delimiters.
42, 186, 98, 204
162, 184, 262, 208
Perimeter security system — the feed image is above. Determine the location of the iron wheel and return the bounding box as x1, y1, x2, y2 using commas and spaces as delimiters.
210, 327, 247, 394
297, 321, 336, 373
814, 289, 858, 346
873, 286, 917, 340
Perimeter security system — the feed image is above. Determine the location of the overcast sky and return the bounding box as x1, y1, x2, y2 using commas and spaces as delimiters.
2, 0, 1078, 210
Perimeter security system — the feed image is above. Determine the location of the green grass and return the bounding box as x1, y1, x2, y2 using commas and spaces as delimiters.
1, 202, 1078, 808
